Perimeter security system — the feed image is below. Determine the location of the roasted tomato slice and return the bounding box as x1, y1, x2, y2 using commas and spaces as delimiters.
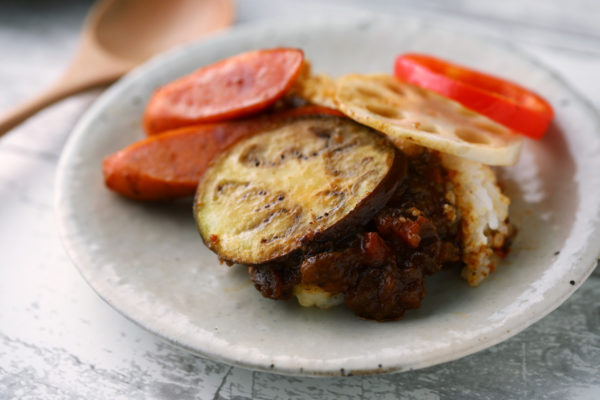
144, 48, 305, 135
394, 53, 554, 139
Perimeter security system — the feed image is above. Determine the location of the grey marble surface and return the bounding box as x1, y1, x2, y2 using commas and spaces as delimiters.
1, 1, 599, 399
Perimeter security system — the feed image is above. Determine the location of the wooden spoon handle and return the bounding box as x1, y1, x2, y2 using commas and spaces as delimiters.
0, 86, 74, 137
0, 74, 115, 137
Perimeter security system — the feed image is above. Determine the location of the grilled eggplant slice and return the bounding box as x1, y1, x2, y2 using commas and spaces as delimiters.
194, 115, 407, 265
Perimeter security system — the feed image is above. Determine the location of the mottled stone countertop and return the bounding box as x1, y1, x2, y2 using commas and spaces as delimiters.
1, 1, 599, 398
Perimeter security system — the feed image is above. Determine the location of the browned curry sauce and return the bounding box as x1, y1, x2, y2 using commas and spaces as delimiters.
248, 151, 463, 321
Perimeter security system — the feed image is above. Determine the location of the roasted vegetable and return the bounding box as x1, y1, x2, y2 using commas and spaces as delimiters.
103, 106, 342, 201
194, 115, 407, 265
143, 48, 305, 135
394, 53, 554, 139
335, 74, 523, 166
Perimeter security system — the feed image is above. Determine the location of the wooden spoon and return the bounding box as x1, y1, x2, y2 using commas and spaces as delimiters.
0, 0, 234, 137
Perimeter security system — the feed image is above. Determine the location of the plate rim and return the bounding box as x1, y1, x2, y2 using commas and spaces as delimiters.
55, 14, 600, 376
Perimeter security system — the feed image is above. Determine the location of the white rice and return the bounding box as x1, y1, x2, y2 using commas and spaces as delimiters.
440, 153, 511, 286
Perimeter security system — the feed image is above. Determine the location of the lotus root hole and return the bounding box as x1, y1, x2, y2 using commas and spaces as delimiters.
366, 103, 404, 119
356, 86, 382, 99
455, 128, 491, 145
474, 121, 507, 135
384, 81, 406, 97
413, 86, 431, 99
414, 122, 439, 134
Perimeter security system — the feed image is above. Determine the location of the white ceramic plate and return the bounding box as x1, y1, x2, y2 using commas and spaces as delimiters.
56, 16, 600, 376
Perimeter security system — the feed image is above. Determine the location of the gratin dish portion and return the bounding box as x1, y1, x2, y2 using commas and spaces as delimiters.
102, 47, 547, 320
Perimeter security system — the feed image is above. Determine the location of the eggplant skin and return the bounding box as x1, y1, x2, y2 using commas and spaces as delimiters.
194, 115, 407, 265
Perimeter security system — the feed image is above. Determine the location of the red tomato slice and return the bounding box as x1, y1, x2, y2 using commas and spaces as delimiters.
394, 53, 554, 139
144, 48, 305, 135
